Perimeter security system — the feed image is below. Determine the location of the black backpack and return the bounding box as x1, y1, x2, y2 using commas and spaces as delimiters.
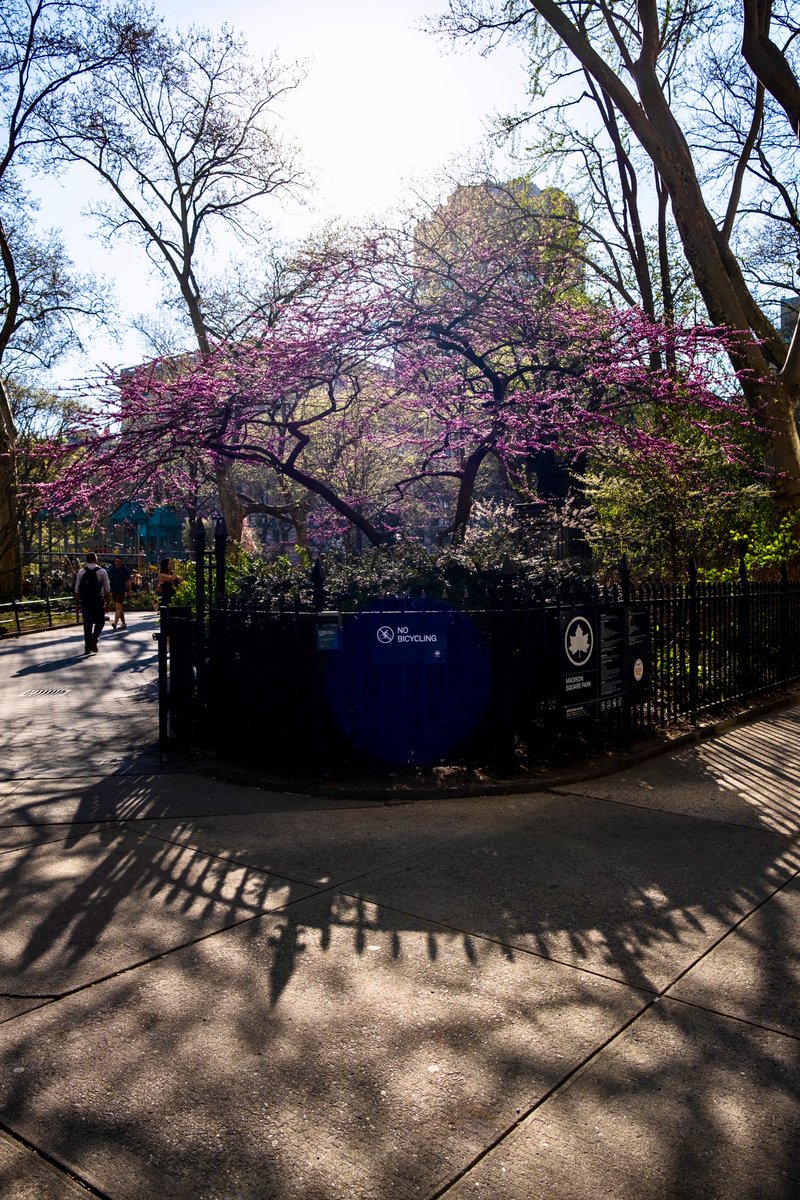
78, 566, 103, 605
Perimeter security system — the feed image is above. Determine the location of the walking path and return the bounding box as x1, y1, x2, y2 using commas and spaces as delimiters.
0, 616, 798, 1198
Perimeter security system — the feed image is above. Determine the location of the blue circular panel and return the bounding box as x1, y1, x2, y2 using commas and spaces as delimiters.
324, 599, 492, 766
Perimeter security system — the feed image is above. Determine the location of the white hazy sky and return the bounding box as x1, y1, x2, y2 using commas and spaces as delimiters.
36, 0, 532, 383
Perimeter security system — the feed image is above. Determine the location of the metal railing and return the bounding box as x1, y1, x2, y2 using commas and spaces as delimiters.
0, 595, 78, 637
156, 531, 800, 768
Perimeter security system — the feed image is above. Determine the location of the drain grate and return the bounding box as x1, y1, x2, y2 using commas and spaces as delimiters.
20, 688, 72, 697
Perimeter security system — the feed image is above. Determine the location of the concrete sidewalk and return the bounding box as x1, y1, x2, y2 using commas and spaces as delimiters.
0, 617, 798, 1198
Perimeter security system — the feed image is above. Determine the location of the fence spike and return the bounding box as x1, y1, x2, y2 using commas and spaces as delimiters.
311, 556, 326, 612
619, 554, 631, 603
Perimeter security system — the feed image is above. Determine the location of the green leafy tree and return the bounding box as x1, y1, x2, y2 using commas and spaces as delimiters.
44, 21, 304, 542
0, 0, 150, 599
10, 381, 90, 558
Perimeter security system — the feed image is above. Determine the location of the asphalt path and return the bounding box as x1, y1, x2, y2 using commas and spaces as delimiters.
0, 611, 161, 781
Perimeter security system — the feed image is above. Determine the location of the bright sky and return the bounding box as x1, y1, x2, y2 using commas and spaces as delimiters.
159, 0, 528, 225
36, 0, 531, 384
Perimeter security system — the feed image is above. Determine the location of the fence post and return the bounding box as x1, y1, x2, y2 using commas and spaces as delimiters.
619, 554, 631, 604
498, 555, 517, 771
311, 557, 326, 612
780, 561, 789, 693
310, 559, 328, 768
738, 556, 751, 702
157, 606, 169, 758
194, 518, 206, 707
167, 605, 193, 745
214, 518, 227, 608
620, 556, 633, 746
688, 556, 699, 726
195, 519, 206, 624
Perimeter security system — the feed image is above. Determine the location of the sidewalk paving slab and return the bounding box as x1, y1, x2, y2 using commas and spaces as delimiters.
0, 773, 347, 828
441, 998, 800, 1200
0, 824, 314, 996
0, 1130, 91, 1200
344, 792, 798, 991
0, 998, 51, 1022
120, 791, 551, 889
0, 892, 650, 1200
555, 709, 800, 837
0, 824, 74, 854
667, 871, 800, 1037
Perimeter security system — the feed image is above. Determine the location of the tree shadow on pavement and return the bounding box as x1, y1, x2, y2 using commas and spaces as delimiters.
566, 706, 800, 839
0, 771, 798, 1198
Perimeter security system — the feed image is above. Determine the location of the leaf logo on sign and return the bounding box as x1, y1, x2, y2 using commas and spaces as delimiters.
565, 617, 593, 665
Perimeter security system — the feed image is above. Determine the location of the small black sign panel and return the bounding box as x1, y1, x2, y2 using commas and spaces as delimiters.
626, 606, 650, 700
560, 608, 598, 716
316, 611, 342, 652
317, 623, 341, 651
599, 605, 625, 712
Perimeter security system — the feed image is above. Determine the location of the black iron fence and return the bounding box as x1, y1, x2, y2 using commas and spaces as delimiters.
0, 594, 78, 637
156, 534, 800, 770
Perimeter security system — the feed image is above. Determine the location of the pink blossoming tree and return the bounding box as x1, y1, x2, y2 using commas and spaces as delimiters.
39, 184, 756, 557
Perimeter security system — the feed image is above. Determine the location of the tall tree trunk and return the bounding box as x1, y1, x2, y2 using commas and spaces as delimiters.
451, 445, 491, 545
186, 290, 248, 546
528, 0, 800, 510
214, 463, 245, 545
0, 379, 21, 601
741, 0, 800, 138
291, 500, 310, 551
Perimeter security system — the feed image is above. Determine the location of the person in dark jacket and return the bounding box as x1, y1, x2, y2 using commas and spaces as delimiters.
107, 556, 132, 630
75, 553, 111, 655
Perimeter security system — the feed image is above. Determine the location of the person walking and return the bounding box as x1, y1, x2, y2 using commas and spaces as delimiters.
75, 553, 111, 655
107, 556, 132, 629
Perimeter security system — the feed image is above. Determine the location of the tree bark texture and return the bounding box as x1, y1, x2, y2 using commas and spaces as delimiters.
741, 0, 800, 138
214, 463, 245, 545
0, 380, 22, 601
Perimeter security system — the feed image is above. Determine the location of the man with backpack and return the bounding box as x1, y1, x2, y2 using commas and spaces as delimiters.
75, 552, 111, 655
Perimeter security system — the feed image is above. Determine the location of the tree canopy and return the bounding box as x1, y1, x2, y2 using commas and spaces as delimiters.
40, 187, 756, 558
0, 0, 153, 598
436, 0, 800, 513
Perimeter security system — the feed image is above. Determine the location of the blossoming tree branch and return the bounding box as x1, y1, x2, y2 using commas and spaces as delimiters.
39, 184, 757, 551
